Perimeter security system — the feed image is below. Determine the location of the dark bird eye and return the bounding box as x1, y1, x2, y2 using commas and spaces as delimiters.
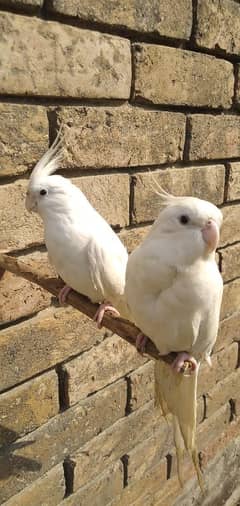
179, 215, 189, 225
40, 189, 47, 196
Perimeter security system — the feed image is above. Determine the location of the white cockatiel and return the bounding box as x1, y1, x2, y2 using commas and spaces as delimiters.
25, 134, 129, 326
125, 188, 223, 488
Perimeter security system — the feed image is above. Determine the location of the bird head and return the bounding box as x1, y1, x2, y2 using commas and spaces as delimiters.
25, 174, 76, 217
25, 129, 82, 218
153, 188, 222, 256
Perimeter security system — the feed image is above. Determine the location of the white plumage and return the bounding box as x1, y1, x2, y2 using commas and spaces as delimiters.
125, 187, 223, 488
25, 134, 129, 325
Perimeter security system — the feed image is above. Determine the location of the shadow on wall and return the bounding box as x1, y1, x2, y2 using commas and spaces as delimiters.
0, 427, 41, 479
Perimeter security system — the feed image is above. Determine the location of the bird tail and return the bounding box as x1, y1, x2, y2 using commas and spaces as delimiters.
30, 126, 64, 183
155, 360, 204, 491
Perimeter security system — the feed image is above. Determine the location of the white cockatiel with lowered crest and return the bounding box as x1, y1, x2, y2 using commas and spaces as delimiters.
25, 133, 130, 326
125, 187, 223, 488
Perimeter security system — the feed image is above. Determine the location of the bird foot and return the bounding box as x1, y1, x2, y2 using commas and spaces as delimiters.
171, 352, 197, 374
136, 332, 148, 354
93, 302, 120, 329
58, 285, 72, 305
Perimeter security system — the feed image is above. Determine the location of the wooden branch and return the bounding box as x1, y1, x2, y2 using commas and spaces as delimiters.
0, 253, 176, 365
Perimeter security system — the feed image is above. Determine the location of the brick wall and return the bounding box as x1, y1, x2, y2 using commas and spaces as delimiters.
0, 1, 240, 504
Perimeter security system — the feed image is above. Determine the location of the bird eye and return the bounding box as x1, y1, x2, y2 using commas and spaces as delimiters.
179, 215, 189, 225
40, 189, 47, 196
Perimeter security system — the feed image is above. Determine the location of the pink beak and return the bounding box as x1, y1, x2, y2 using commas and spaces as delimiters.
201, 219, 219, 252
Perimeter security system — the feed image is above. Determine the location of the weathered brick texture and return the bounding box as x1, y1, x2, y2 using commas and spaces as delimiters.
187, 115, 240, 161
133, 45, 234, 108
195, 0, 240, 56
0, 104, 48, 178
57, 106, 185, 169
0, 12, 131, 98
47, 0, 192, 40
0, 0, 240, 504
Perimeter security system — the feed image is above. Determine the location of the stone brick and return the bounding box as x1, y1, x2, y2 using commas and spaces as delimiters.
61, 461, 123, 506
48, 0, 192, 41
0, 104, 48, 178
227, 162, 240, 201
195, 0, 240, 56
221, 279, 240, 320
129, 361, 154, 412
3, 464, 65, 506
73, 401, 163, 491
216, 312, 240, 352
198, 343, 238, 396
0, 251, 52, 325
0, 0, 43, 10
0, 12, 131, 99
0, 174, 129, 251
188, 115, 240, 161
0, 307, 106, 392
133, 44, 233, 108
65, 334, 146, 405
0, 380, 126, 502
0, 370, 58, 445
205, 369, 240, 419
133, 166, 225, 223
119, 225, 150, 254
127, 429, 173, 484
75, 174, 129, 228
220, 243, 240, 282
221, 204, 240, 246
56, 106, 185, 168
158, 421, 240, 506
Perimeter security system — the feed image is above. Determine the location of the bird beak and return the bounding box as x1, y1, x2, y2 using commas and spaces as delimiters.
201, 219, 219, 252
25, 193, 37, 213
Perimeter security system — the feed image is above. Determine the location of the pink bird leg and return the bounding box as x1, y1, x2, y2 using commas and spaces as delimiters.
58, 285, 72, 305
171, 352, 198, 374
93, 302, 120, 329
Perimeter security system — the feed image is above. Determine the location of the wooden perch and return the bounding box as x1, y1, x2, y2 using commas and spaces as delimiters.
0, 252, 177, 366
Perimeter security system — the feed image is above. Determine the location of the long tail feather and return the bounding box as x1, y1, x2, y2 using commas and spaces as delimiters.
30, 126, 64, 182
155, 360, 204, 490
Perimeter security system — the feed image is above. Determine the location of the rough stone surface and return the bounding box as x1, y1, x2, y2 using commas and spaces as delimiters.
0, 104, 48, 178
65, 334, 146, 405
221, 279, 240, 319
3, 464, 65, 506
205, 369, 240, 419
198, 343, 238, 396
0, 251, 52, 324
133, 166, 225, 223
220, 243, 240, 282
73, 401, 163, 491
48, 0, 192, 40
227, 162, 240, 201
61, 462, 123, 506
129, 361, 154, 411
0, 174, 129, 252
0, 12, 131, 98
0, 0, 43, 10
119, 225, 150, 253
216, 312, 240, 352
133, 44, 233, 107
196, 0, 240, 56
0, 380, 126, 502
188, 115, 240, 161
0, 370, 59, 445
56, 106, 185, 168
221, 204, 240, 246
0, 307, 105, 392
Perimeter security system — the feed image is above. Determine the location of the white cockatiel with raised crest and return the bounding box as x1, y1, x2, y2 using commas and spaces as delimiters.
25, 133, 130, 326
125, 187, 223, 488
